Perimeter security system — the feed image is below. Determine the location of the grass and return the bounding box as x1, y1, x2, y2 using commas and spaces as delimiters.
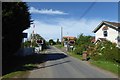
55, 45, 83, 60
2, 54, 46, 78
2, 64, 39, 78
54, 46, 120, 75
67, 51, 83, 60
90, 60, 120, 75
69, 52, 120, 75
67, 51, 119, 75
2, 71, 27, 78
54, 44, 63, 49
69, 52, 119, 75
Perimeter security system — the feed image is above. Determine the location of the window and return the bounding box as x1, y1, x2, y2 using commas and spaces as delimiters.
103, 30, 107, 37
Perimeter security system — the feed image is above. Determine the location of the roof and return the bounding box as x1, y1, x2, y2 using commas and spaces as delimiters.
63, 36, 76, 39
93, 21, 120, 33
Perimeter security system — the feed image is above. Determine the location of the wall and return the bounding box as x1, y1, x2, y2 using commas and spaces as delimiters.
16, 47, 34, 56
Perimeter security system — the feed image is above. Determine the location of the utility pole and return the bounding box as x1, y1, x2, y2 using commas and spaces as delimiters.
31, 24, 35, 47
61, 27, 63, 45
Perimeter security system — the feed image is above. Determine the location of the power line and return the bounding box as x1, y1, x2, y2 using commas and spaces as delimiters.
67, 1, 96, 30
79, 2, 96, 19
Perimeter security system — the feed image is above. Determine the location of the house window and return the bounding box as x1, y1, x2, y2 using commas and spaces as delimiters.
103, 30, 108, 37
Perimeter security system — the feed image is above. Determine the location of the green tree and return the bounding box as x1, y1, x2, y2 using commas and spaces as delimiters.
74, 33, 92, 55
3, 2, 32, 56
22, 41, 31, 48
49, 39, 56, 45
2, 2, 32, 75
56, 38, 61, 44
29, 33, 47, 49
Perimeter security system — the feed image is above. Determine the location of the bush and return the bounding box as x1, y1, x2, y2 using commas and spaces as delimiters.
49, 39, 56, 45
74, 44, 88, 55
74, 34, 92, 55
90, 41, 120, 64
22, 41, 31, 48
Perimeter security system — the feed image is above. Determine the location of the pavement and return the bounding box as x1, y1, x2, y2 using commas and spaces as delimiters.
16, 46, 118, 78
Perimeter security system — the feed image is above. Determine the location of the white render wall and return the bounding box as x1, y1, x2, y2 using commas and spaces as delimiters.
95, 25, 118, 43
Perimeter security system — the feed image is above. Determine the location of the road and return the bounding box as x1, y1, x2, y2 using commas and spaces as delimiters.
21, 46, 118, 78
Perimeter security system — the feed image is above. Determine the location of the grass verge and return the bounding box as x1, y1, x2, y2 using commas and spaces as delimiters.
67, 51, 83, 60
55, 46, 83, 60
54, 44, 63, 49
2, 64, 39, 78
2, 54, 46, 78
55, 46, 119, 75
2, 71, 27, 78
90, 60, 119, 75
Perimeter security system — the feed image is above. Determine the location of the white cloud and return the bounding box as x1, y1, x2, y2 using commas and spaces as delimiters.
29, 7, 68, 15
56, 18, 101, 36
24, 18, 113, 41
23, 20, 61, 41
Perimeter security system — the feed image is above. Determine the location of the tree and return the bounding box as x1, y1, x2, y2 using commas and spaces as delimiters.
74, 33, 92, 55
56, 38, 61, 44
2, 2, 32, 57
29, 33, 47, 49
76, 34, 91, 45
2, 2, 32, 75
49, 39, 56, 45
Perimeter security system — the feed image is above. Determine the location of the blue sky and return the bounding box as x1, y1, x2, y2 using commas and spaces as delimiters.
23, 2, 118, 41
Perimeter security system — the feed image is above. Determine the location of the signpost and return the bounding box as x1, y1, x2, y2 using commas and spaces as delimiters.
36, 39, 44, 51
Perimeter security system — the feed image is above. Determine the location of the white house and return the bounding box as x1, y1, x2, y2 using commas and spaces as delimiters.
93, 21, 120, 47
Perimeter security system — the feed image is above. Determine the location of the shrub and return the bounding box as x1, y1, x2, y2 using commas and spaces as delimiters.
90, 40, 120, 64
21, 41, 31, 48
74, 34, 92, 55
74, 44, 88, 55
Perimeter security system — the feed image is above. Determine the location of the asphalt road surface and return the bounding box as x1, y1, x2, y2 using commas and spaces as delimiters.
21, 46, 118, 78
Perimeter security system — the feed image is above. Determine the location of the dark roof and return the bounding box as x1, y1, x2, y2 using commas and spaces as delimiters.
93, 21, 120, 33
104, 21, 120, 28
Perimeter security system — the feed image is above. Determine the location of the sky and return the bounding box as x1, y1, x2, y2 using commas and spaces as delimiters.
23, 2, 118, 41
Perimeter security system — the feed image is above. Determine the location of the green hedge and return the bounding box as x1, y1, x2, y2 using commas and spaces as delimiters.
74, 44, 88, 55
90, 41, 120, 64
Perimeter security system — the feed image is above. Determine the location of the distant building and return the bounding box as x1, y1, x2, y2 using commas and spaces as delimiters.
62, 36, 76, 47
93, 21, 120, 47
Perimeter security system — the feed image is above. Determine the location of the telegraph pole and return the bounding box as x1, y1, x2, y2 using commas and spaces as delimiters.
61, 27, 63, 45
31, 24, 35, 47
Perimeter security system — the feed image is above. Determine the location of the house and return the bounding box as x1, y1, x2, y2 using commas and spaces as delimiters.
93, 21, 120, 47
